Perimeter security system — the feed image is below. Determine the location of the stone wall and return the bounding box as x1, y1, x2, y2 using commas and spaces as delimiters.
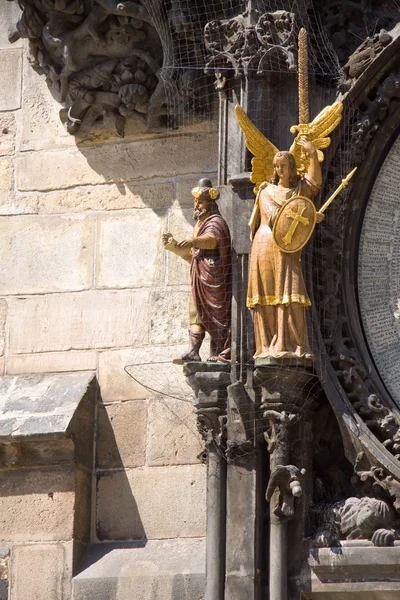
0, 2, 215, 567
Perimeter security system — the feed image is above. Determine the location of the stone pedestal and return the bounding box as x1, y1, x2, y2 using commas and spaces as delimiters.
0, 372, 96, 600
255, 366, 318, 600
184, 362, 231, 600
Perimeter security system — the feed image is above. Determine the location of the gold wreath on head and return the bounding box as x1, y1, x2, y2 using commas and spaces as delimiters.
235, 101, 343, 193
191, 187, 219, 200
191, 187, 202, 198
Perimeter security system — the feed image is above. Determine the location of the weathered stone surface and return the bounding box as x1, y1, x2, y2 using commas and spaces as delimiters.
97, 464, 206, 540
73, 538, 206, 600
147, 398, 202, 466
0, 192, 39, 216
149, 288, 190, 345
16, 133, 218, 191
309, 547, 400, 597
96, 210, 166, 289
21, 55, 74, 152
0, 49, 22, 111
38, 183, 174, 214
0, 159, 12, 192
0, 359, 4, 378
0, 113, 16, 157
0, 544, 9, 600
6, 351, 97, 375
7, 290, 149, 354
98, 345, 192, 402
11, 543, 66, 600
0, 300, 6, 357
0, 215, 94, 294
96, 401, 146, 469
74, 469, 92, 544
0, 469, 75, 540
0, 3, 22, 49
0, 372, 95, 440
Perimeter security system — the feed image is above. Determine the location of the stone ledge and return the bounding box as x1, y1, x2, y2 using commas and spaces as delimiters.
73, 538, 205, 600
308, 546, 400, 598
0, 372, 96, 467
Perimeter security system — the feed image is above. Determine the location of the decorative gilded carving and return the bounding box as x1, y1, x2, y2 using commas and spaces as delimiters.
235, 31, 344, 364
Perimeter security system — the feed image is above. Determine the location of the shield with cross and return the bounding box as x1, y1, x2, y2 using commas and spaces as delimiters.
272, 195, 317, 253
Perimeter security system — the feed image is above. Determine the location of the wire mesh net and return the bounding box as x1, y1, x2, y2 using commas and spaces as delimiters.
120, 0, 400, 463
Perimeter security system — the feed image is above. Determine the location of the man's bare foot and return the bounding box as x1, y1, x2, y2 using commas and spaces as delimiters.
206, 355, 218, 362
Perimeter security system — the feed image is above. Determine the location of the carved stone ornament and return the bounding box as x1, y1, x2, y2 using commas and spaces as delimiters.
317, 66, 400, 458
314, 452, 400, 548
204, 10, 297, 90
8, 0, 211, 137
344, 30, 393, 84
315, 0, 397, 69
308, 23, 400, 546
314, 496, 397, 548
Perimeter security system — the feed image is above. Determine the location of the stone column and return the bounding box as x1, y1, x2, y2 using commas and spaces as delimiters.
184, 362, 231, 600
204, 6, 310, 599
255, 367, 318, 600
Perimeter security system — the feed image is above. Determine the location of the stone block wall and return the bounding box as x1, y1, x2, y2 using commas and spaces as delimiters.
0, 2, 214, 566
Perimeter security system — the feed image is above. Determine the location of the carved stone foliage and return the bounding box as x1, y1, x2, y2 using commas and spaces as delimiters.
344, 30, 393, 84
184, 363, 230, 462
204, 10, 297, 90
315, 67, 400, 461
9, 0, 211, 136
308, 49, 400, 547
311, 0, 397, 68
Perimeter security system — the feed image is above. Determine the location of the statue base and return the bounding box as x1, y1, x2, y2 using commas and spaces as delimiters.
254, 356, 314, 368
183, 361, 231, 375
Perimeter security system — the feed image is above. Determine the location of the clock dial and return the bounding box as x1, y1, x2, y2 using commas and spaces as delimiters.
358, 135, 400, 405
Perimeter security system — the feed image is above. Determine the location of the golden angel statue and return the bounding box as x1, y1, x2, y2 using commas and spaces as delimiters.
236, 81, 344, 365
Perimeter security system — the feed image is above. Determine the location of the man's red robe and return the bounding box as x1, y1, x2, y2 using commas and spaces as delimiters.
191, 211, 231, 353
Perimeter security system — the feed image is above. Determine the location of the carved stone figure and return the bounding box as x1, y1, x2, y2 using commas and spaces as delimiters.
236, 99, 343, 364
8, 0, 210, 136
315, 496, 396, 547
162, 179, 231, 363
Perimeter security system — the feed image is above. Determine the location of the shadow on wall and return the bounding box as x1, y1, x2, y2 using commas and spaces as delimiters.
94, 405, 146, 544
75, 129, 218, 205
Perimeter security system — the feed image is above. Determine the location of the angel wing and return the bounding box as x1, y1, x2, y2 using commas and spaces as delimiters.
289, 101, 343, 176
235, 105, 279, 193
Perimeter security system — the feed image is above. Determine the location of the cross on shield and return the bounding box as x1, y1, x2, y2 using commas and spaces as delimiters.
272, 195, 317, 253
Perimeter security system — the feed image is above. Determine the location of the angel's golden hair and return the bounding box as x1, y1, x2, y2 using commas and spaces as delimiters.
271, 151, 298, 187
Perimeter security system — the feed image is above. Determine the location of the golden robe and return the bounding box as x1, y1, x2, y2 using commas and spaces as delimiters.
247, 179, 318, 360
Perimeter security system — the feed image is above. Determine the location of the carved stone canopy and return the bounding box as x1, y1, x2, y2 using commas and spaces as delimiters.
204, 10, 297, 89
8, 0, 212, 138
